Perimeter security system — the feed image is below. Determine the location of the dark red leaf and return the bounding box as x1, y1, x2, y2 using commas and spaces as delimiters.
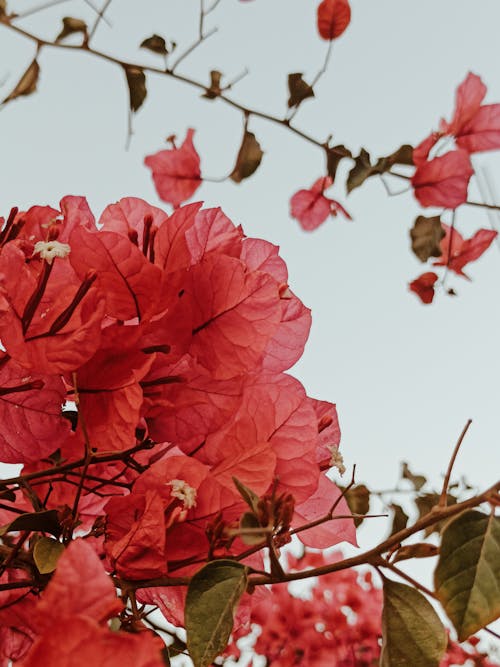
317, 0, 351, 40
409, 272, 438, 304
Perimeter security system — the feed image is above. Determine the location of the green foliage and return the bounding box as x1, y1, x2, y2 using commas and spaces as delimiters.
434, 510, 500, 640
185, 560, 248, 667
33, 536, 64, 574
380, 579, 447, 667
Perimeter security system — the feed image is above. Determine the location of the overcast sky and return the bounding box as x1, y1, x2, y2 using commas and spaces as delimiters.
1, 0, 500, 645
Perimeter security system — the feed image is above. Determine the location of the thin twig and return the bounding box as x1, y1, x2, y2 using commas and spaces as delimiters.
439, 419, 472, 507
13, 0, 70, 19
87, 0, 113, 42
466, 199, 500, 211
82, 0, 112, 27
0, 20, 345, 157
246, 479, 500, 586
171, 26, 218, 72
287, 39, 333, 123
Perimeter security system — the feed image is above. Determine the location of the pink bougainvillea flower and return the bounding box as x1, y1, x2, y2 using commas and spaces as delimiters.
414, 72, 500, 162
433, 224, 497, 278
317, 0, 351, 40
144, 128, 202, 207
409, 272, 438, 304
290, 176, 351, 231
440, 72, 487, 138
411, 149, 473, 209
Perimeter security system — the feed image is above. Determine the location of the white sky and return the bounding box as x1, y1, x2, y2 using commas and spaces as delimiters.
1, 0, 500, 650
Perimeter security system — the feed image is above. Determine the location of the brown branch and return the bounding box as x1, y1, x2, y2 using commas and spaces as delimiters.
247, 479, 500, 586
0, 439, 155, 488
439, 419, 472, 507
0, 18, 345, 158
466, 199, 500, 211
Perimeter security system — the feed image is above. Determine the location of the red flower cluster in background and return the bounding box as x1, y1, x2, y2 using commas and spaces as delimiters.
228, 551, 498, 667
0, 195, 354, 664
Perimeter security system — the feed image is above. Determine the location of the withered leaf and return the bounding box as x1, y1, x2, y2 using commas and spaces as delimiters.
230, 130, 264, 183
140, 34, 168, 55
124, 65, 147, 112
326, 144, 352, 181
0, 1, 6, 18
347, 144, 414, 194
389, 503, 409, 536
401, 461, 426, 491
203, 70, 223, 100
287, 72, 315, 108
340, 483, 370, 527
410, 215, 445, 262
1, 59, 39, 106
376, 144, 414, 170
416, 493, 457, 537
56, 17, 88, 42
346, 148, 373, 193
392, 542, 439, 563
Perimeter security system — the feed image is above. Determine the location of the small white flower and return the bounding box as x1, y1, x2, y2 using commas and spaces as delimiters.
329, 447, 346, 476
33, 240, 71, 264
169, 478, 197, 509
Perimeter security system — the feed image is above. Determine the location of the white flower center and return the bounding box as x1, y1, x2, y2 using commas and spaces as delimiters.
169, 479, 197, 509
329, 447, 346, 476
33, 240, 71, 264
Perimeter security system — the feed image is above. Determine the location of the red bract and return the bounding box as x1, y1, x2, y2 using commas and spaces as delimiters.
411, 149, 473, 209
317, 0, 351, 40
0, 355, 69, 463
433, 224, 497, 278
19, 617, 165, 667
0, 194, 356, 664
409, 272, 438, 304
441, 72, 487, 138
414, 72, 500, 160
144, 128, 202, 207
69, 227, 162, 321
290, 176, 351, 231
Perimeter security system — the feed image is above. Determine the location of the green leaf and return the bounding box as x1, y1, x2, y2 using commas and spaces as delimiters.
232, 476, 260, 512
0, 509, 61, 537
381, 578, 447, 667
124, 65, 147, 112
185, 560, 248, 667
434, 510, 500, 640
229, 131, 263, 183
33, 536, 64, 574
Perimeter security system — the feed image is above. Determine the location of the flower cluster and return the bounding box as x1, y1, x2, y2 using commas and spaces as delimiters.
0, 195, 354, 664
